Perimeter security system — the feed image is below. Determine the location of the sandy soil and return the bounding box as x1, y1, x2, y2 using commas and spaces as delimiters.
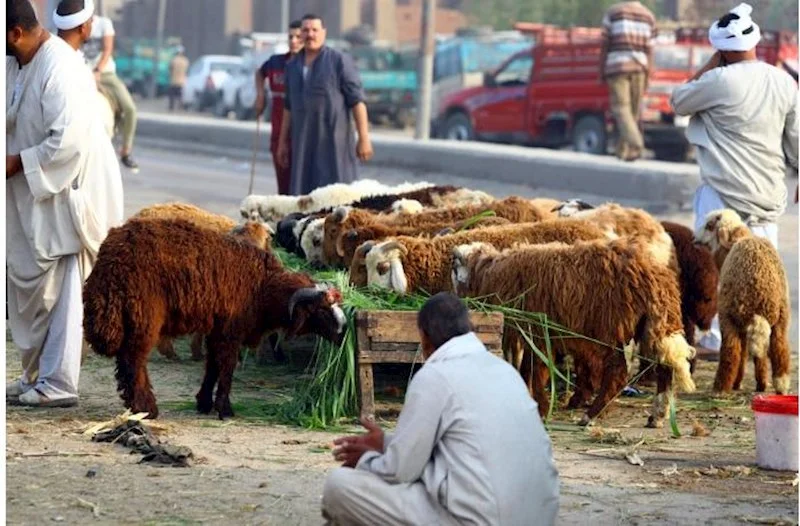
6, 334, 799, 525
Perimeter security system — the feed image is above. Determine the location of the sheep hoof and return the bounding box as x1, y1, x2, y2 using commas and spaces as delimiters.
645, 416, 664, 429
196, 395, 213, 415
578, 414, 593, 427
216, 399, 234, 420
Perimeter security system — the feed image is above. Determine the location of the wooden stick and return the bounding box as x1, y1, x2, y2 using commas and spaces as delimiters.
9, 451, 103, 458
248, 116, 261, 195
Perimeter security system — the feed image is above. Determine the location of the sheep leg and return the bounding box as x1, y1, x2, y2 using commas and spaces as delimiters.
269, 333, 287, 363
684, 316, 697, 375
117, 336, 159, 418
213, 344, 239, 420
713, 318, 742, 393
567, 354, 595, 410
580, 351, 627, 426
769, 316, 791, 394
155, 337, 180, 361
190, 333, 205, 361
196, 339, 219, 415
646, 364, 673, 429
751, 356, 768, 392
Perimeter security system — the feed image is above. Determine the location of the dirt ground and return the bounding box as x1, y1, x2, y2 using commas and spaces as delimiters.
6, 334, 799, 526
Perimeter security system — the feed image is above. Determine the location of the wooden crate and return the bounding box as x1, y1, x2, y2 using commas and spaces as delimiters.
355, 310, 504, 419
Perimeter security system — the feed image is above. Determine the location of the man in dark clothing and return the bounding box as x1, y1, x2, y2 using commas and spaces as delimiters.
276, 13, 373, 196
256, 20, 303, 195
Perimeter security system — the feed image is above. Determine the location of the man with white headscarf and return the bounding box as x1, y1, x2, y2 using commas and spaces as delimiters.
6, 0, 124, 408
670, 2, 798, 357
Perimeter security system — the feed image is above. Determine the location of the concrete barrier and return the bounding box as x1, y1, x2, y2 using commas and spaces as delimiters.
137, 112, 701, 205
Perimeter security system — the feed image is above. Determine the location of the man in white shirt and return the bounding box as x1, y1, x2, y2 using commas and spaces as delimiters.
322, 292, 560, 525
81, 12, 139, 171
670, 2, 798, 357
6, 0, 123, 408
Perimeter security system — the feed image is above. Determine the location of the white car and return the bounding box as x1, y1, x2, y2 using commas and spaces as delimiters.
181, 55, 242, 112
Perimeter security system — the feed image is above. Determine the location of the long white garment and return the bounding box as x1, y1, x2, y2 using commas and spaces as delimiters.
6, 36, 124, 393
693, 183, 778, 351
13, 255, 82, 397
333, 332, 560, 526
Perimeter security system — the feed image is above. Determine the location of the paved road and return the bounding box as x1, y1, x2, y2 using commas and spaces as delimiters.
124, 145, 798, 351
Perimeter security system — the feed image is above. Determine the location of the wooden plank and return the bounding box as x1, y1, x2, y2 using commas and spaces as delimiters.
360, 349, 504, 364
362, 310, 504, 344
358, 363, 375, 420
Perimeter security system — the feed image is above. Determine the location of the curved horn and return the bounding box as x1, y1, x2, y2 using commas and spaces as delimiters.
358, 241, 376, 256
379, 240, 408, 256
288, 287, 324, 318
345, 229, 359, 240
333, 206, 349, 223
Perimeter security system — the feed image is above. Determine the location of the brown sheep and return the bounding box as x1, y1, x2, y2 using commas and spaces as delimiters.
660, 221, 719, 373
365, 219, 612, 296
451, 237, 696, 428
695, 210, 791, 395
132, 203, 273, 362
338, 215, 512, 269
324, 196, 559, 268
83, 218, 346, 419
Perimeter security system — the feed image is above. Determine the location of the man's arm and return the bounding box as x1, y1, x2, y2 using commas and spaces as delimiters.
670, 60, 726, 116
356, 368, 450, 484
254, 66, 267, 116
95, 19, 115, 73
338, 52, 373, 160
783, 90, 799, 175
18, 66, 90, 200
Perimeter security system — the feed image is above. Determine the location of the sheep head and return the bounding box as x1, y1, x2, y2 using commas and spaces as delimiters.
276, 213, 305, 252
229, 221, 272, 250
322, 207, 351, 266
694, 209, 749, 265
287, 284, 347, 345
551, 199, 595, 217
391, 199, 424, 215
300, 218, 327, 267
253, 195, 300, 230
450, 242, 492, 296
240, 195, 264, 223
365, 240, 409, 294
349, 241, 375, 287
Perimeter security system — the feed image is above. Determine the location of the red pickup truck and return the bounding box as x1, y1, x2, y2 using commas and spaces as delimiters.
432, 24, 798, 162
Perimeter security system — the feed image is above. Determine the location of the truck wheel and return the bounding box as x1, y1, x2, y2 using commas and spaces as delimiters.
443, 112, 473, 141
572, 115, 607, 155
653, 144, 692, 163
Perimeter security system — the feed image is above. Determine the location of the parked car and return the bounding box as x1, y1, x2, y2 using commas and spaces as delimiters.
181, 55, 242, 112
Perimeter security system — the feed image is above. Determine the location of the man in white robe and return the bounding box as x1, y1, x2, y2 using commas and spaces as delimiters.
323, 293, 560, 525
670, 2, 798, 358
6, 0, 124, 407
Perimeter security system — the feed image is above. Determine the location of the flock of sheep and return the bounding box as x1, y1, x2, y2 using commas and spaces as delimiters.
80, 179, 791, 426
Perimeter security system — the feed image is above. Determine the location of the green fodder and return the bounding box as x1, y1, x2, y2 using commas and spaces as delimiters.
266, 247, 674, 431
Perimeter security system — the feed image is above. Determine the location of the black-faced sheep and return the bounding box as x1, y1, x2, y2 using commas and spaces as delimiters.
695, 209, 791, 395
451, 237, 696, 428
365, 219, 612, 295
83, 218, 346, 420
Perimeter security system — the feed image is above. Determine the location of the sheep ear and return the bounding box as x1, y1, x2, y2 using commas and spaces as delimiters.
577, 200, 594, 210
718, 227, 733, 250
550, 203, 565, 213
297, 197, 314, 211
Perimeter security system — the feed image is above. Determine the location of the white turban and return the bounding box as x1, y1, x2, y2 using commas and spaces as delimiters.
53, 0, 95, 31
708, 2, 761, 52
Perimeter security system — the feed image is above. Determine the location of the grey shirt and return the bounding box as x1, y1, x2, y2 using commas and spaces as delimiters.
671, 60, 798, 223
357, 332, 560, 525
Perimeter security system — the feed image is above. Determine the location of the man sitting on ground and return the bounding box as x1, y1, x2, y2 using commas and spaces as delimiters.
322, 292, 560, 525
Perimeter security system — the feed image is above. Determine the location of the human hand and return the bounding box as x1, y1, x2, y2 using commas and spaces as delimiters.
94, 71, 102, 83
356, 135, 373, 162
332, 417, 384, 468
6, 155, 21, 179
255, 94, 266, 117
277, 141, 290, 168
